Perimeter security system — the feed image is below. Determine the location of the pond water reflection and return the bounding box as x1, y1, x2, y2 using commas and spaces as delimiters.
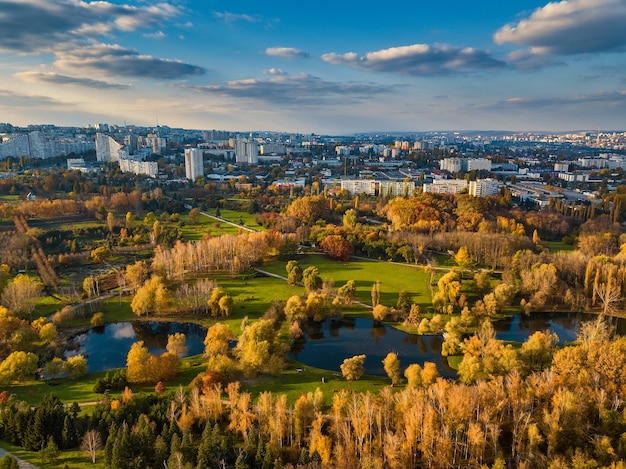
65, 321, 207, 373
289, 317, 456, 378
290, 313, 626, 378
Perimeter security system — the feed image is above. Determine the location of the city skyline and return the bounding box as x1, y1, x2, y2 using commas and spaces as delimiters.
1, 0, 625, 134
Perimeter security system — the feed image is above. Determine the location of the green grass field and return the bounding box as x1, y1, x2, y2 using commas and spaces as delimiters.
262, 255, 433, 310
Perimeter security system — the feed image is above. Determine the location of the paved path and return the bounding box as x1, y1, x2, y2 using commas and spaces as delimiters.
0, 447, 38, 469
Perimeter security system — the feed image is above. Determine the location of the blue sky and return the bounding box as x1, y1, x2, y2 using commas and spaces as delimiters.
1, 0, 625, 133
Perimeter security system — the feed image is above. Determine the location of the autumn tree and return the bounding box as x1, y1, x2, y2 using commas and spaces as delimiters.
125, 261, 149, 293
234, 319, 286, 376
382, 352, 402, 385
302, 266, 322, 292
340, 354, 366, 381
371, 281, 381, 307
0, 351, 38, 382
284, 295, 307, 323
64, 354, 88, 379
337, 280, 356, 305
166, 333, 188, 358
286, 260, 303, 286
0, 274, 43, 319
204, 323, 233, 357
130, 276, 169, 316
372, 304, 389, 321
320, 235, 353, 261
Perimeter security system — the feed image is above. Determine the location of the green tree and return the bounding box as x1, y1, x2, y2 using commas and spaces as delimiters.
302, 266, 322, 292
396, 290, 412, 314
286, 260, 303, 286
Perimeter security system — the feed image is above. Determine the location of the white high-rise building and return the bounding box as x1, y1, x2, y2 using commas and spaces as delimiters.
184, 148, 204, 180
235, 140, 258, 164
95, 133, 126, 162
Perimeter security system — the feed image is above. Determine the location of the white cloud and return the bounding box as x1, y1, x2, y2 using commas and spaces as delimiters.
494, 0, 626, 55
15, 71, 131, 89
213, 11, 260, 24
322, 43, 505, 76
143, 31, 167, 40
185, 72, 394, 106
54, 43, 205, 80
265, 47, 310, 59
0, 0, 182, 53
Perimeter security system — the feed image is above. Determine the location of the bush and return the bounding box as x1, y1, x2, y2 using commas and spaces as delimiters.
90, 312, 104, 327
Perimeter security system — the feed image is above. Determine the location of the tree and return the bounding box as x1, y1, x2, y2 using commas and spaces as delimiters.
130, 276, 169, 316
340, 354, 366, 381
80, 429, 103, 464
337, 280, 356, 305
343, 208, 357, 228
189, 207, 200, 224
0, 351, 38, 382
38, 322, 58, 343
127, 341, 150, 383
382, 352, 401, 385
371, 281, 381, 307
454, 246, 474, 269
284, 295, 307, 323
218, 295, 234, 317
106, 212, 115, 233
125, 261, 148, 293
44, 357, 64, 380
320, 235, 353, 261
286, 260, 303, 286
166, 332, 188, 358
204, 323, 233, 357
396, 290, 412, 314
208, 287, 226, 317
372, 304, 389, 321
302, 266, 322, 292
90, 246, 111, 263
64, 354, 87, 379
234, 319, 286, 376
0, 274, 43, 319
90, 312, 104, 327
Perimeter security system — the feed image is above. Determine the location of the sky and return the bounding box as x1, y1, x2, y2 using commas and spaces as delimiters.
0, 0, 625, 134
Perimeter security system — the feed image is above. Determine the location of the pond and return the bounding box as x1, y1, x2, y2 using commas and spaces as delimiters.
65, 321, 207, 373
289, 317, 457, 378
289, 313, 626, 378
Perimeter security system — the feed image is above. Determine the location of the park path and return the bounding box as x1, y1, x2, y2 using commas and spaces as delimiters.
0, 447, 38, 469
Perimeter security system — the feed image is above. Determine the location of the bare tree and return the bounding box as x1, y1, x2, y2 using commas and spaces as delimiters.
80, 429, 102, 464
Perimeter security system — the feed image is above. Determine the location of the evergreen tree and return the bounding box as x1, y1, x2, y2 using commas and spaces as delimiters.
61, 415, 78, 449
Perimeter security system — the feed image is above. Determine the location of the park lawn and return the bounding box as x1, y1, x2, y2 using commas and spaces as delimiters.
545, 240, 575, 252
242, 361, 393, 407
0, 440, 107, 469
33, 295, 64, 319
262, 255, 433, 310
214, 272, 306, 330
3, 355, 208, 406
217, 209, 263, 231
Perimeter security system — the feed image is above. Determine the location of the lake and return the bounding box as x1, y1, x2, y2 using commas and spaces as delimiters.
65, 321, 207, 373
